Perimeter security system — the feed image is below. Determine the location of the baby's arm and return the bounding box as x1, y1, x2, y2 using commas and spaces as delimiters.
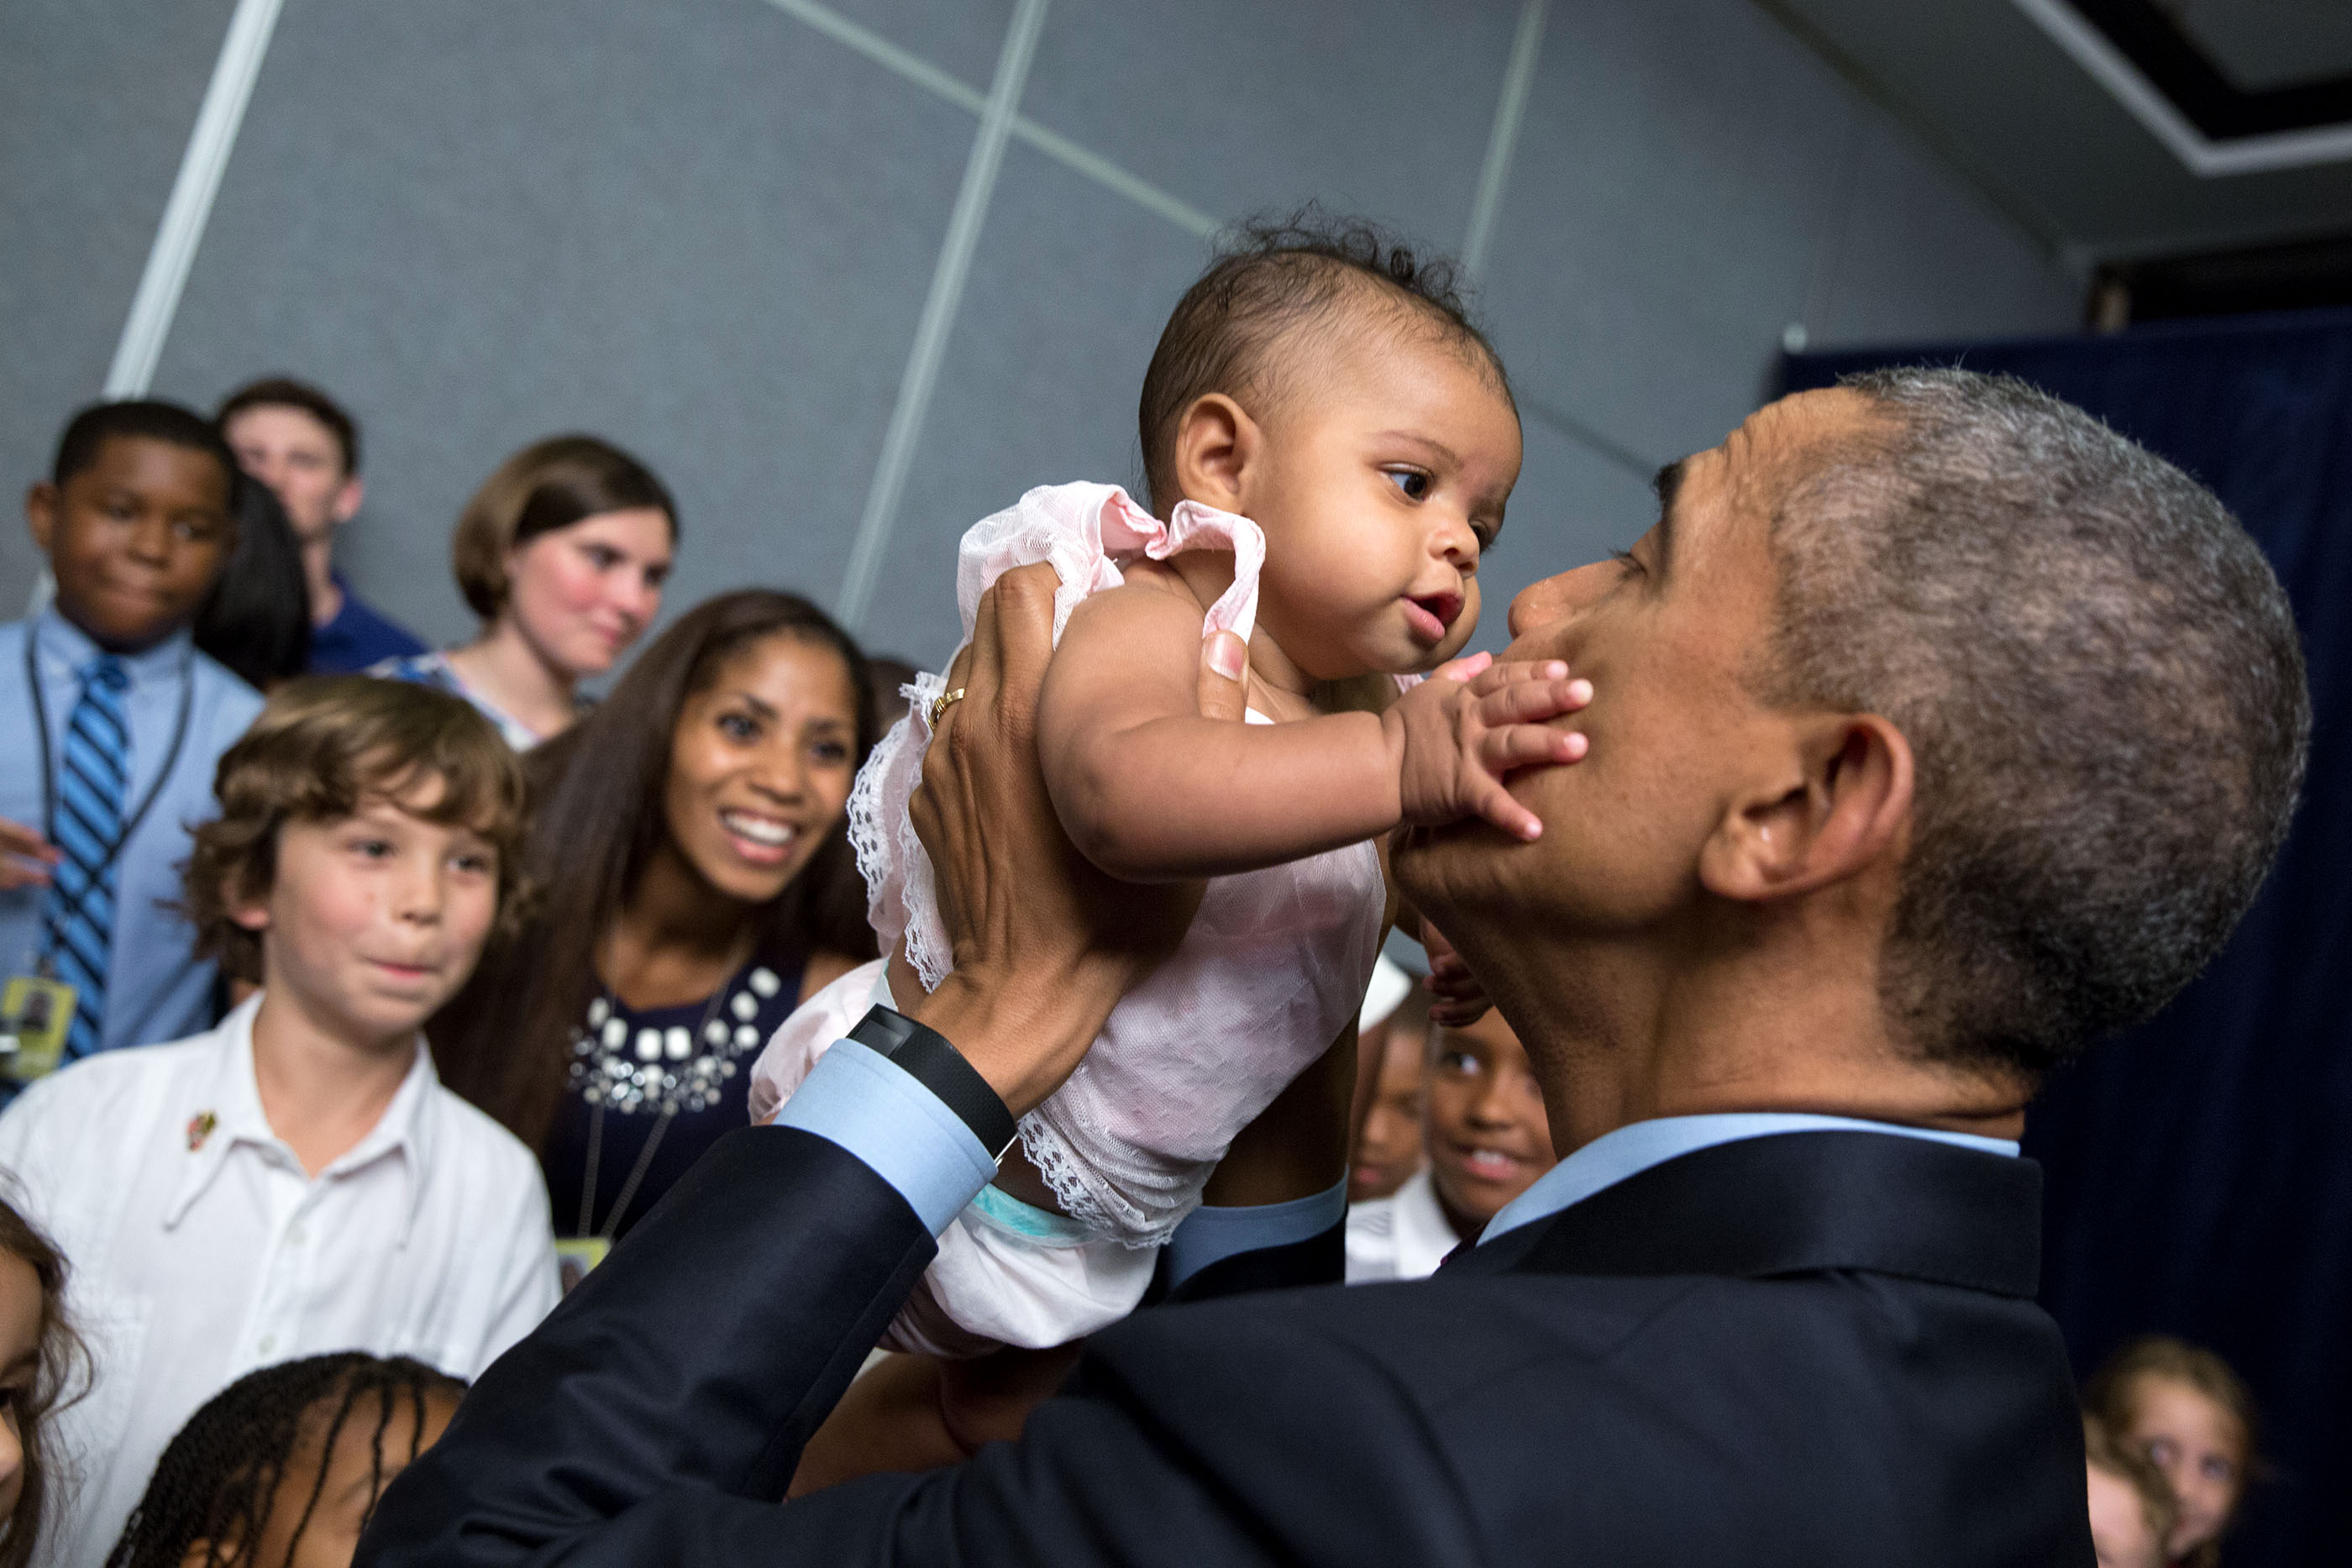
1037, 574, 1589, 882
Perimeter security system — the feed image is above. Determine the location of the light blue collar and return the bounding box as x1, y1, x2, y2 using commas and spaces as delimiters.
1482, 1112, 2020, 1245
35, 606, 193, 686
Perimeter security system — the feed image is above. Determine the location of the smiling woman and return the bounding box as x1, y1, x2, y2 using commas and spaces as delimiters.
370, 436, 678, 749
428, 590, 878, 1254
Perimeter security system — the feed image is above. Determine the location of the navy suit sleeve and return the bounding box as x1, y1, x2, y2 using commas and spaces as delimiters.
355, 1125, 937, 1568
358, 1114, 1479, 1568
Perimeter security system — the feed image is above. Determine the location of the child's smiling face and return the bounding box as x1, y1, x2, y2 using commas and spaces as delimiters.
1424, 1008, 1556, 1235
1231, 302, 1520, 683
26, 433, 236, 652
2129, 1374, 2248, 1560
233, 784, 501, 1047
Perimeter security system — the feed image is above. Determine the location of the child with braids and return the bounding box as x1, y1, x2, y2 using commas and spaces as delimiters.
0, 678, 558, 1567
0, 1194, 87, 1568
752, 215, 1593, 1359
103, 1352, 464, 1568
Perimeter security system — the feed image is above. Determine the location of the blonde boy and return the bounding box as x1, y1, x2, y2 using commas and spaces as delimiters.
0, 677, 558, 1568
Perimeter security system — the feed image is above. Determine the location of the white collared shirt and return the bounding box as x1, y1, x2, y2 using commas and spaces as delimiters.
0, 994, 559, 1568
1345, 1167, 1463, 1283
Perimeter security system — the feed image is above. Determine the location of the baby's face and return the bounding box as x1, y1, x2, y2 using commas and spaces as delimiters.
1242, 317, 1521, 680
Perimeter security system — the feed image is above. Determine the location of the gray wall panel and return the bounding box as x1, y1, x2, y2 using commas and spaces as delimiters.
14, 0, 2081, 679
0, 0, 240, 601
1021, 0, 1523, 245
871, 141, 1210, 667
148, 0, 974, 648
819, 0, 1016, 88
1814, 102, 2081, 348
1481, 0, 1860, 475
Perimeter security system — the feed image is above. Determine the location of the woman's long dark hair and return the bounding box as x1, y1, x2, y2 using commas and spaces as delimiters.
193, 478, 311, 690
0, 1195, 90, 1568
430, 590, 879, 1146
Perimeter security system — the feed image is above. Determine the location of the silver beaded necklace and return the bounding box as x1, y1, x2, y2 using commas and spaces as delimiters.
569, 961, 790, 1240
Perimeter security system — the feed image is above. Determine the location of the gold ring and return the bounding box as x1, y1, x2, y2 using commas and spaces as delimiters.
928, 688, 967, 727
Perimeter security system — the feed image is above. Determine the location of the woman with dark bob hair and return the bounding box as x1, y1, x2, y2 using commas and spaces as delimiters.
374, 435, 676, 747
431, 590, 877, 1264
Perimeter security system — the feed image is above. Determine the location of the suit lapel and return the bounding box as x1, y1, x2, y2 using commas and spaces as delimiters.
1442, 1131, 2041, 1298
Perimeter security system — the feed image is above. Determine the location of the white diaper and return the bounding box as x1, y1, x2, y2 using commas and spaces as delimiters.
749, 959, 1158, 1353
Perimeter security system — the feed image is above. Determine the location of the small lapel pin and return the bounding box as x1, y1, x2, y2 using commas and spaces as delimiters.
186, 1111, 217, 1151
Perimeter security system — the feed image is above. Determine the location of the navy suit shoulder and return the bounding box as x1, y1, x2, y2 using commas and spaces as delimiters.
364, 1129, 2093, 1568
801, 1133, 2090, 1566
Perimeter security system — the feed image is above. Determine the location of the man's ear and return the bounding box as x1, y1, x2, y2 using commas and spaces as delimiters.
332, 473, 365, 526
1698, 713, 1913, 903
25, 481, 57, 553
1170, 394, 1263, 514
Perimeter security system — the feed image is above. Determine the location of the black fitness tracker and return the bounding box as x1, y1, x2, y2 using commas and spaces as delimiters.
848, 1004, 1020, 1162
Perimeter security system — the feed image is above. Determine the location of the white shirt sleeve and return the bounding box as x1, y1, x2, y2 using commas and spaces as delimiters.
467, 1148, 560, 1376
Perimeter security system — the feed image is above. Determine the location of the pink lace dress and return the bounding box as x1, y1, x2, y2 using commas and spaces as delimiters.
751, 483, 1386, 1351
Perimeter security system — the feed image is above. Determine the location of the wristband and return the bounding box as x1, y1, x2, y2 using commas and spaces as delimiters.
848, 1004, 1020, 1162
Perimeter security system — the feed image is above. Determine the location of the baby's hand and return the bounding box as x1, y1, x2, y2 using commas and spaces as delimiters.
1383, 652, 1592, 842
1420, 920, 1492, 1030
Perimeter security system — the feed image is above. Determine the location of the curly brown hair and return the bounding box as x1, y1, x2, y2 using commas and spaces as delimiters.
181, 676, 531, 984
0, 1193, 92, 1568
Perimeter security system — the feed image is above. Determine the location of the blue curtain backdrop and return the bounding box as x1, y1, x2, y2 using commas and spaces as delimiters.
1786, 309, 2351, 1568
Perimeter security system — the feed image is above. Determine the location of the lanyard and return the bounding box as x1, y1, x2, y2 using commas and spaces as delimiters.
24, 631, 197, 968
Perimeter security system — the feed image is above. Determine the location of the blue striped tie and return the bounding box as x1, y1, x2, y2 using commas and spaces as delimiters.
45, 655, 130, 1061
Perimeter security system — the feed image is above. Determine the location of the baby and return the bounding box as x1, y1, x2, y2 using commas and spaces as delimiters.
752, 218, 1588, 1355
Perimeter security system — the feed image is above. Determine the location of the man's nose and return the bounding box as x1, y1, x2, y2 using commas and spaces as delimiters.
1509, 574, 1573, 639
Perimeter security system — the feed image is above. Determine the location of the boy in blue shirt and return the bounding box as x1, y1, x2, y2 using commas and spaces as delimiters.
217, 377, 428, 674
0, 401, 265, 1071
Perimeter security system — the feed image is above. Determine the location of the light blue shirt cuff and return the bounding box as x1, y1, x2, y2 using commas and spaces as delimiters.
771, 1040, 995, 1237
1163, 1176, 1348, 1289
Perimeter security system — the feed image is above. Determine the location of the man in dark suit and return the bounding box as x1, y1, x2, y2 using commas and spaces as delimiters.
360, 370, 2307, 1566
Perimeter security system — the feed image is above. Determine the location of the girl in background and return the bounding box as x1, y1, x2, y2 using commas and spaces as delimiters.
374, 436, 675, 747
2085, 1335, 2263, 1567
101, 1353, 463, 1568
433, 590, 875, 1264
0, 1196, 87, 1568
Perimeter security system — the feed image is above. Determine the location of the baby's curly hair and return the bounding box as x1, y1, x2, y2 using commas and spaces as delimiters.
1137, 207, 1512, 513
182, 676, 530, 983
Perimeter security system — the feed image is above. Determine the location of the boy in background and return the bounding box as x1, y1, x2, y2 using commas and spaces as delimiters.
1347, 960, 1430, 1204
0, 676, 559, 1568
1347, 1007, 1557, 1282
218, 376, 427, 674
0, 401, 263, 1072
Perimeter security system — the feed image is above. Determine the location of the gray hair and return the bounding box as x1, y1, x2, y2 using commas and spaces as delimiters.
1766, 368, 2308, 1079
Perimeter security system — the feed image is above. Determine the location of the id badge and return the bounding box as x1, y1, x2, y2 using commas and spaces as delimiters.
554, 1236, 611, 1294
0, 976, 77, 1083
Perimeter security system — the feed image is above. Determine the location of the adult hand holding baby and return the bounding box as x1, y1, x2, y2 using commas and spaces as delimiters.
906, 564, 1208, 1118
